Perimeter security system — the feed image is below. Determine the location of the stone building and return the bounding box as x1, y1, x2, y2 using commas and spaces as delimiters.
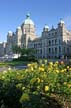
6, 14, 37, 55
0, 42, 6, 56
0, 14, 71, 58
28, 17, 71, 59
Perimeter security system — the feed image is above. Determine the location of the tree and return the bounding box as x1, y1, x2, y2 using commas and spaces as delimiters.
20, 48, 35, 57
12, 45, 21, 54
12, 46, 36, 61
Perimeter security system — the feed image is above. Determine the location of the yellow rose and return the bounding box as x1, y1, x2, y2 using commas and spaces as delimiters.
37, 78, 41, 83
49, 62, 53, 65
64, 69, 66, 71
41, 64, 45, 67
41, 80, 43, 83
67, 84, 71, 88
37, 86, 40, 89
39, 67, 44, 72
8, 67, 11, 71
69, 68, 71, 71
64, 82, 67, 85
67, 66, 69, 69
30, 67, 34, 71
27, 64, 32, 67
45, 86, 49, 92
61, 69, 65, 73
22, 87, 25, 90
3, 70, 7, 74
55, 70, 59, 73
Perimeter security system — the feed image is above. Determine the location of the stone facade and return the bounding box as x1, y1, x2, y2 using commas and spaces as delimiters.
28, 18, 71, 59
0, 14, 71, 58
0, 42, 6, 56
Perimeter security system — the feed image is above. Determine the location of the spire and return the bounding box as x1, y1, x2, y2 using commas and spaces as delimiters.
60, 18, 62, 21
52, 25, 54, 29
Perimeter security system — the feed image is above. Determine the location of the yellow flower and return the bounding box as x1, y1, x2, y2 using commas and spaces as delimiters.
37, 86, 40, 89
37, 78, 41, 83
54, 64, 58, 67
55, 70, 59, 73
8, 67, 11, 71
22, 87, 25, 90
41, 80, 43, 83
64, 82, 67, 85
67, 66, 69, 69
41, 64, 45, 67
3, 70, 7, 74
69, 68, 71, 71
33, 63, 38, 68
67, 84, 71, 88
39, 67, 44, 72
45, 86, 49, 92
2, 76, 5, 79
61, 69, 65, 73
25, 69, 28, 72
27, 64, 32, 67
49, 62, 53, 65
64, 68, 66, 71
30, 67, 34, 71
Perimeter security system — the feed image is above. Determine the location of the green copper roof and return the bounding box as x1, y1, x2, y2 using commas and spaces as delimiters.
24, 13, 34, 25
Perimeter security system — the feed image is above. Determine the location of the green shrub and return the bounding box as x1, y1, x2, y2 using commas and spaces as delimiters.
0, 61, 71, 108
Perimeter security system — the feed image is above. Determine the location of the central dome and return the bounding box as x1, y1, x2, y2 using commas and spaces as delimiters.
24, 13, 34, 25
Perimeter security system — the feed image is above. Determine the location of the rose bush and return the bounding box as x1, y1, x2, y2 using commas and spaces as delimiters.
0, 60, 71, 108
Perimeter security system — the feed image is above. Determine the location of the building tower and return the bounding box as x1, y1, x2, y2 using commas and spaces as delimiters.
21, 13, 36, 48
6, 31, 13, 54
16, 26, 22, 47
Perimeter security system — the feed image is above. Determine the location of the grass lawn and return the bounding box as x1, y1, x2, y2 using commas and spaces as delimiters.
0, 61, 30, 67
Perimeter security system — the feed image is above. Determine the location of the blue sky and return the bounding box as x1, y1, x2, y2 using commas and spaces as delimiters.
0, 0, 71, 42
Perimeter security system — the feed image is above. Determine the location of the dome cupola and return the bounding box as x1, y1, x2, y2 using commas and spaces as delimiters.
17, 26, 21, 30
43, 24, 49, 31
59, 18, 65, 24
24, 13, 34, 25
58, 18, 65, 28
44, 24, 49, 29
8, 31, 13, 36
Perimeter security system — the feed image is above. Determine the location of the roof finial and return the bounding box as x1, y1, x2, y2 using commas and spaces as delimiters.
60, 18, 62, 21
52, 25, 54, 29
26, 13, 30, 19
